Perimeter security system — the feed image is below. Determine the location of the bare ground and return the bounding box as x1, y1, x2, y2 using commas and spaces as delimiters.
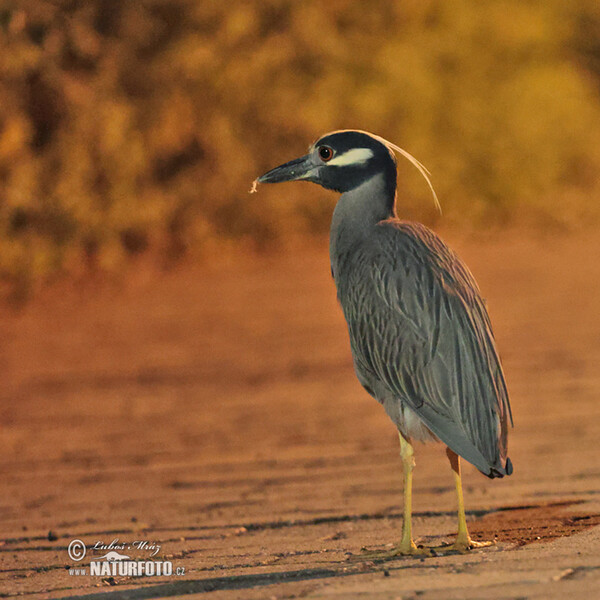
0, 229, 599, 599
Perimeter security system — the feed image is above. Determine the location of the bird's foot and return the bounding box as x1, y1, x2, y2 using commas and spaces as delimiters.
433, 535, 494, 554
350, 539, 432, 561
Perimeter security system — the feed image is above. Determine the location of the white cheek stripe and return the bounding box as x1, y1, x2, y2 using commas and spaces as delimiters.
327, 147, 374, 166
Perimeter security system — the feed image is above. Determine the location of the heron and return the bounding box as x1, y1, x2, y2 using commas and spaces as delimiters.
253, 130, 513, 556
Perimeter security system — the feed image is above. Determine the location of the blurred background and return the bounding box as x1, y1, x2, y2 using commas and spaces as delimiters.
2, 2, 600, 595
1, 0, 600, 298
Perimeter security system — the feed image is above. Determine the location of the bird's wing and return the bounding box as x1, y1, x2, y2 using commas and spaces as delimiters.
341, 221, 512, 476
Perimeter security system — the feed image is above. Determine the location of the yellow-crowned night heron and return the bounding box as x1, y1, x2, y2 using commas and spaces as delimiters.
255, 130, 513, 556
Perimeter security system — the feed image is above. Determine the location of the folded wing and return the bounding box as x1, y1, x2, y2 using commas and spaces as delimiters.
339, 221, 512, 477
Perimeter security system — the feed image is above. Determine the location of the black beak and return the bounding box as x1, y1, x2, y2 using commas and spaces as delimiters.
257, 154, 314, 184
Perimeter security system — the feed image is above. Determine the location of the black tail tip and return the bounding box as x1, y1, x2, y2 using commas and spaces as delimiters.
486, 457, 513, 479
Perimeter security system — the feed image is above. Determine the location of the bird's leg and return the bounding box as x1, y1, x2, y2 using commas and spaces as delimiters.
397, 432, 423, 553
357, 433, 430, 559
438, 448, 493, 553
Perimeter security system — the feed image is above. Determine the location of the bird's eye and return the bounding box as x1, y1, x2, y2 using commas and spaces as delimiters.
318, 146, 333, 162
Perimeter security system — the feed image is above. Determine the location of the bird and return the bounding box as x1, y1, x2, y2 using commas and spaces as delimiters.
254, 129, 513, 556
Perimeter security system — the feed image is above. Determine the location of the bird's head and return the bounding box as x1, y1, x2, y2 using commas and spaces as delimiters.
253, 129, 439, 211
256, 130, 394, 193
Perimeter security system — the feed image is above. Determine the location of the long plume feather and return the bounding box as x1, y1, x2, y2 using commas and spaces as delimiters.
371, 133, 441, 214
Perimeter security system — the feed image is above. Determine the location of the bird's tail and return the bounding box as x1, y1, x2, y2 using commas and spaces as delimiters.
485, 456, 513, 479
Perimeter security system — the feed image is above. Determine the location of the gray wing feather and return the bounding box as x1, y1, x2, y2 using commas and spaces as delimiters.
337, 221, 512, 476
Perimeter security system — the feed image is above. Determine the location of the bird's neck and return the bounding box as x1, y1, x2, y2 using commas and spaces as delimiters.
329, 172, 396, 275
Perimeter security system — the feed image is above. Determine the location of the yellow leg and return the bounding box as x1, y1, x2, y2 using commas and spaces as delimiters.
358, 433, 430, 559
398, 432, 421, 553
440, 449, 493, 553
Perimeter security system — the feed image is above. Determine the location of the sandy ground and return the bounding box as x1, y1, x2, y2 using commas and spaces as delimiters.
0, 229, 599, 599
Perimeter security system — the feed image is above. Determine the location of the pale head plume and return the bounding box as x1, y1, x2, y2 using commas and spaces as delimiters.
369, 133, 441, 214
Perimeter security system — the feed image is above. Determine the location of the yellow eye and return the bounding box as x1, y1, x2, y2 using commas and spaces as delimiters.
318, 146, 333, 162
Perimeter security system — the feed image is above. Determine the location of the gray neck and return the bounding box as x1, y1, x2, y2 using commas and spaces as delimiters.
329, 173, 395, 279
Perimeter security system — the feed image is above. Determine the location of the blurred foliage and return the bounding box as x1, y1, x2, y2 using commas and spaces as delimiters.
1, 0, 600, 296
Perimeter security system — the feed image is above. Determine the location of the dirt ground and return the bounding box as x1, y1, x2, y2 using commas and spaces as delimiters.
0, 229, 599, 599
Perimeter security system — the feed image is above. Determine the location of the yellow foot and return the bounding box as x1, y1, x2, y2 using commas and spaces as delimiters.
350, 541, 432, 561
434, 537, 494, 554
